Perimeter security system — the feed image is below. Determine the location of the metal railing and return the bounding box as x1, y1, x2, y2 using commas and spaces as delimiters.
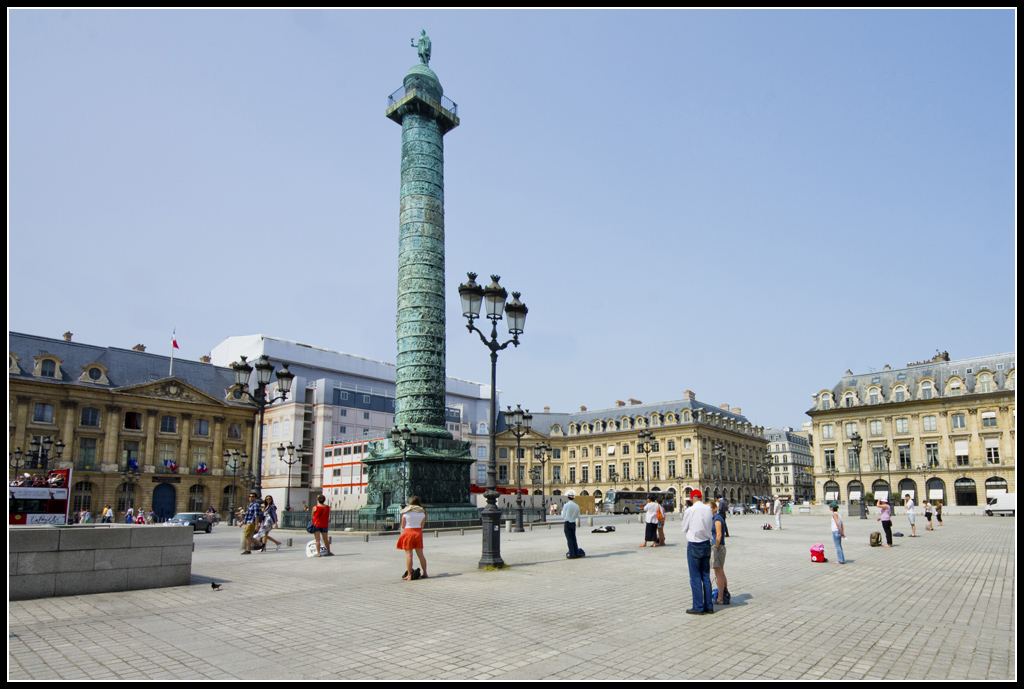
281, 508, 481, 532
387, 86, 458, 118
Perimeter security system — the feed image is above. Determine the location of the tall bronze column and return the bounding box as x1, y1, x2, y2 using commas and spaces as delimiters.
361, 33, 475, 523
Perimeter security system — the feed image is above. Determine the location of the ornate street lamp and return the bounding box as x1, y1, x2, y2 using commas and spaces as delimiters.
504, 406, 532, 532
532, 441, 552, 522
277, 442, 298, 511
459, 272, 528, 569
850, 431, 866, 520
637, 430, 656, 494
390, 425, 420, 509
15, 436, 66, 475
232, 355, 294, 495
882, 443, 894, 507
224, 449, 250, 525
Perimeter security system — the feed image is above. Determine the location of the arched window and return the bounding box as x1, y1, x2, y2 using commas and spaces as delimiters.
72, 481, 94, 512
954, 478, 977, 506
985, 476, 1008, 502
117, 483, 137, 513
222, 485, 237, 512
897, 478, 917, 504
189, 484, 205, 511
921, 381, 933, 400
977, 372, 994, 393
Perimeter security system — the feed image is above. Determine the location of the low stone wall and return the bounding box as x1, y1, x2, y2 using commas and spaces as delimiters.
9, 524, 193, 601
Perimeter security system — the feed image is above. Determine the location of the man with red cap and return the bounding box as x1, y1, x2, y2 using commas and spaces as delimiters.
680, 489, 714, 614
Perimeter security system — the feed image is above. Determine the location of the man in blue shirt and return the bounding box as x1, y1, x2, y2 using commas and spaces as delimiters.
562, 490, 584, 559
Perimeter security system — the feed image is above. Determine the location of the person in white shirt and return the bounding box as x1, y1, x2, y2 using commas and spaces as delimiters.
562, 490, 584, 559
774, 497, 783, 531
640, 495, 661, 547
681, 489, 714, 614
904, 494, 916, 537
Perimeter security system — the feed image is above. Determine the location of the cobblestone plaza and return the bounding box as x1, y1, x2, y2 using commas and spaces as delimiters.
8, 514, 1015, 680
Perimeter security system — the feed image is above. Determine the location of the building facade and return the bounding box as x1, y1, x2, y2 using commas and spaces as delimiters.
491, 392, 768, 510
210, 335, 493, 511
9, 332, 257, 521
765, 427, 815, 503
808, 351, 1015, 507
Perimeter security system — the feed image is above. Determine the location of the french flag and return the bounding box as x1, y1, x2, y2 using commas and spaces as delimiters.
172, 328, 180, 350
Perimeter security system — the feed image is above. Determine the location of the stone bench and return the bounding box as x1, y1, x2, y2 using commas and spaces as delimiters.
9, 524, 193, 600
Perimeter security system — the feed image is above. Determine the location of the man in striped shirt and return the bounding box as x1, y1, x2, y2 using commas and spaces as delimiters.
240, 492, 263, 555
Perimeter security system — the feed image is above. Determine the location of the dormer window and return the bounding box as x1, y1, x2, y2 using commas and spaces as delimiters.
40, 360, 56, 377
921, 382, 933, 400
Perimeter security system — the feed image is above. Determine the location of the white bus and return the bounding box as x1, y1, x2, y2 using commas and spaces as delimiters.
603, 489, 675, 514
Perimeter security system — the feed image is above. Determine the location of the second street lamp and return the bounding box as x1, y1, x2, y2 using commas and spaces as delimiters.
390, 425, 420, 509
459, 272, 528, 569
533, 442, 552, 522
637, 430, 656, 494
504, 405, 532, 532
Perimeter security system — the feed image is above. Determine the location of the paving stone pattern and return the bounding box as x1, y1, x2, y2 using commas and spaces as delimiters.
8, 514, 1016, 680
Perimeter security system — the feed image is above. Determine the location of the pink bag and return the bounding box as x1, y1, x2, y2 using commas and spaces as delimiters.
810, 543, 826, 563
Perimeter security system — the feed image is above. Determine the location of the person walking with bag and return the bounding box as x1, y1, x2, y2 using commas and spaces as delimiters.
257, 495, 282, 552
830, 502, 846, 564
398, 496, 428, 580
311, 495, 333, 557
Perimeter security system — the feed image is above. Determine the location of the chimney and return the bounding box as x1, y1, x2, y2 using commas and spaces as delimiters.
543, 406, 550, 413
615, 400, 625, 407
199, 355, 212, 363
628, 398, 642, 406
132, 344, 146, 352
580, 405, 587, 412
683, 390, 695, 400
720, 403, 730, 410
731, 407, 741, 415
63, 331, 73, 342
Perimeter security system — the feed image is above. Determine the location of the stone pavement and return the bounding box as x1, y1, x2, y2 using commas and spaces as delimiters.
8, 513, 1016, 680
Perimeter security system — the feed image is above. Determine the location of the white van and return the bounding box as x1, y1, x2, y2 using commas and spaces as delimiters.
985, 493, 1015, 517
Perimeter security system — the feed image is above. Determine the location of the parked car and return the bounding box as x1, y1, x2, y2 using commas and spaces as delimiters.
166, 512, 214, 532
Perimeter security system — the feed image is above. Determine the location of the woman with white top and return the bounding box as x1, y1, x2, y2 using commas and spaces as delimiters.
830, 502, 846, 564
398, 496, 429, 580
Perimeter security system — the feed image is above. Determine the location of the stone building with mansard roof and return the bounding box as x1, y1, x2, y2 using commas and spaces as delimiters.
9, 331, 257, 521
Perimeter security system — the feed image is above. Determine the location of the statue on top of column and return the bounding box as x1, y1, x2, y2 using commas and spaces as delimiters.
412, 30, 431, 65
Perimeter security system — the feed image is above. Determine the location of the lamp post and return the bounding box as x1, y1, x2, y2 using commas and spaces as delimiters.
760, 451, 772, 504
276, 442, 298, 510
882, 443, 894, 507
505, 405, 532, 532
850, 431, 866, 519
458, 272, 528, 569
532, 441, 552, 522
231, 355, 294, 496
120, 460, 140, 517
711, 441, 726, 499
224, 449, 250, 525
637, 430, 656, 494
14, 436, 66, 475
390, 425, 420, 509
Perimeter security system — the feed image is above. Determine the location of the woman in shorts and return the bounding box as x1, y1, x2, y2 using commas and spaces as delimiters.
712, 497, 729, 604
311, 495, 333, 557
257, 495, 282, 552
397, 496, 428, 580
923, 499, 933, 531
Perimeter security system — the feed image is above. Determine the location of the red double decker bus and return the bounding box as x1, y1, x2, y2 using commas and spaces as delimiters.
9, 469, 71, 525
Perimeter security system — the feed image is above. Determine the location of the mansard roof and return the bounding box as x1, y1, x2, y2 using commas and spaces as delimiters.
9, 332, 248, 408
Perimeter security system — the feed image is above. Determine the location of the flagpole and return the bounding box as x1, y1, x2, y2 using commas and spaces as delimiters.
170, 327, 176, 378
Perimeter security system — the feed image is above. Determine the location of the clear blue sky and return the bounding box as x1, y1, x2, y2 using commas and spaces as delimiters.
9, 9, 1016, 429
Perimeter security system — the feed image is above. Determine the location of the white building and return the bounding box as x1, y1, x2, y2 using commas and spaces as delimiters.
765, 426, 815, 503
211, 335, 494, 511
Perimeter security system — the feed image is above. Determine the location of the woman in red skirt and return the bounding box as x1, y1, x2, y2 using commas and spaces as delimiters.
398, 496, 428, 580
